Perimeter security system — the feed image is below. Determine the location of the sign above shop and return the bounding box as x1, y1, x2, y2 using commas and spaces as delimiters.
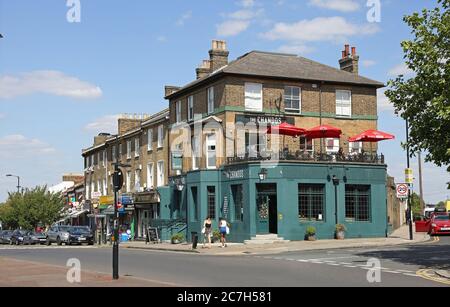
224, 169, 245, 179
99, 196, 114, 205
235, 115, 295, 126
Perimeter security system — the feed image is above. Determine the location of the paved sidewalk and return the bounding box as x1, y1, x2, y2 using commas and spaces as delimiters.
0, 257, 177, 287
120, 225, 430, 255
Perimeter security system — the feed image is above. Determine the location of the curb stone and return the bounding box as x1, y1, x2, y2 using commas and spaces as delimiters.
435, 270, 450, 280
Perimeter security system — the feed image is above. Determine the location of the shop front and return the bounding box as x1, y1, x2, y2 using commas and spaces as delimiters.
134, 191, 161, 239
172, 161, 388, 243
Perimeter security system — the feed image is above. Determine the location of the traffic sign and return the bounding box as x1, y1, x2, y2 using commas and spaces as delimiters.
405, 168, 413, 184
396, 183, 409, 199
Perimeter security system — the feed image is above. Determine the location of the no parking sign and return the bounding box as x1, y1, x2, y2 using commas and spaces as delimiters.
396, 184, 409, 199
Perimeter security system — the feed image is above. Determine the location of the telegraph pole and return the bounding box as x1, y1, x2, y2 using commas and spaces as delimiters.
406, 120, 413, 240
418, 152, 425, 213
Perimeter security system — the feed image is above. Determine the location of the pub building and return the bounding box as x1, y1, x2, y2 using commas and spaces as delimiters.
162, 40, 392, 242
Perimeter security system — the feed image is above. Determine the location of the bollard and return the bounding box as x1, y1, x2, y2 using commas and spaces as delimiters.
191, 231, 198, 249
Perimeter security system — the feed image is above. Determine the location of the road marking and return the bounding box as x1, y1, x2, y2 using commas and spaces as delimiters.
344, 265, 357, 268
383, 270, 402, 274
396, 269, 414, 273
416, 269, 450, 285
403, 273, 419, 277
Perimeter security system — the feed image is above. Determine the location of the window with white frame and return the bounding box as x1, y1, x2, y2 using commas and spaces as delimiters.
284, 86, 301, 113
147, 163, 154, 189
126, 171, 131, 192
350, 142, 362, 154
135, 137, 140, 157
102, 150, 106, 167
135, 169, 141, 191
192, 135, 199, 170
188, 96, 194, 121
299, 137, 313, 152
127, 140, 132, 159
157, 161, 164, 187
206, 134, 216, 169
176, 100, 181, 123
326, 138, 340, 153
245, 83, 263, 112
112, 145, 116, 162
207, 87, 214, 114
336, 90, 352, 117
147, 129, 153, 151
158, 125, 164, 148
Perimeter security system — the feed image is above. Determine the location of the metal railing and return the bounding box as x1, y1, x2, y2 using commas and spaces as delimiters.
227, 150, 385, 165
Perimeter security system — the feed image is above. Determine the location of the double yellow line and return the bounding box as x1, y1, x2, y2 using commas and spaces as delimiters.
416, 269, 450, 285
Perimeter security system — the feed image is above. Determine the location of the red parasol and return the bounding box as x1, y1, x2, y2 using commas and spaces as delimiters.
305, 125, 342, 139
349, 130, 395, 142
349, 129, 395, 155
267, 122, 306, 137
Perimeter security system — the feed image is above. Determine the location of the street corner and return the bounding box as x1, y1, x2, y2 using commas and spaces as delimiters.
417, 269, 450, 286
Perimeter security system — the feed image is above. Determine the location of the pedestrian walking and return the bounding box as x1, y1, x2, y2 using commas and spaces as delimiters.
202, 217, 212, 249
219, 217, 229, 248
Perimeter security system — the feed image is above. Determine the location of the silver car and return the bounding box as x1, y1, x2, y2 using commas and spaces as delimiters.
46, 225, 72, 245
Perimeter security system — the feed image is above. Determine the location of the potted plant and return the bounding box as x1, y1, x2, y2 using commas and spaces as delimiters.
335, 224, 347, 240
305, 226, 317, 241
171, 233, 184, 244
212, 230, 221, 243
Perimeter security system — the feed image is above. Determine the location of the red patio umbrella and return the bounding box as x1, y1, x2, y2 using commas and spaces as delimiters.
349, 129, 395, 154
267, 122, 306, 137
305, 125, 342, 139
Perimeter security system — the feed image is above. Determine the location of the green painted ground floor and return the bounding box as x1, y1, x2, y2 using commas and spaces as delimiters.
155, 162, 389, 243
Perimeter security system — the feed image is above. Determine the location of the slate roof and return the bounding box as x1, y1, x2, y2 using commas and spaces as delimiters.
166, 51, 384, 99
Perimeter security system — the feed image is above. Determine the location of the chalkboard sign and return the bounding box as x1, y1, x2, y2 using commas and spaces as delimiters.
146, 227, 159, 244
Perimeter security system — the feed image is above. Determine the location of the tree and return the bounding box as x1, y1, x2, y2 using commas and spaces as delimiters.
0, 186, 66, 230
385, 0, 450, 188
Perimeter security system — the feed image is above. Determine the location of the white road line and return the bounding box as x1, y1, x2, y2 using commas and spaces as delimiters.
344, 265, 357, 268
383, 270, 402, 274
327, 263, 341, 266
304, 256, 359, 261
396, 270, 414, 273
340, 262, 352, 265
296, 259, 308, 262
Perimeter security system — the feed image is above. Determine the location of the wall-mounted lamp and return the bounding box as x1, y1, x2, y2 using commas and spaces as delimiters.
259, 168, 268, 181
332, 175, 340, 186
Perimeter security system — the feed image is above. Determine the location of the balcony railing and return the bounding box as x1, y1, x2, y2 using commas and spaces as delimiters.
227, 150, 385, 165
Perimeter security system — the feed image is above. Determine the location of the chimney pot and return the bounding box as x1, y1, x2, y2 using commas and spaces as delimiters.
342, 51, 346, 59
345, 44, 350, 57
209, 40, 229, 72
351, 47, 356, 56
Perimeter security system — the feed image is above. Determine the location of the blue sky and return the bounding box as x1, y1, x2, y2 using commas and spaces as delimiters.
0, 0, 448, 203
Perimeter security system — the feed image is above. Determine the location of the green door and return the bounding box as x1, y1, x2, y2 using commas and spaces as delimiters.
257, 194, 270, 234
256, 184, 277, 234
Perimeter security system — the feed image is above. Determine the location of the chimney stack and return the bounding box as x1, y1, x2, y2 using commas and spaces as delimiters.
339, 44, 359, 74
209, 40, 229, 72
196, 60, 211, 79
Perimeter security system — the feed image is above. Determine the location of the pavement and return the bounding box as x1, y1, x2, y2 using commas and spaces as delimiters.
119, 225, 430, 255
0, 256, 175, 287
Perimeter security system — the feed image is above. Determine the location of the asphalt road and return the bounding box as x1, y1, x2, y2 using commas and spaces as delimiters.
1, 236, 449, 287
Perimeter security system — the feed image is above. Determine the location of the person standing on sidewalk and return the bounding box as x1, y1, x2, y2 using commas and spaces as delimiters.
219, 218, 229, 248
202, 217, 212, 249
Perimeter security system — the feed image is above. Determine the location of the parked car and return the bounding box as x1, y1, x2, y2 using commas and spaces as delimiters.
66, 226, 94, 245
24, 231, 47, 245
10, 230, 29, 245
46, 225, 72, 245
0, 230, 13, 244
429, 214, 450, 235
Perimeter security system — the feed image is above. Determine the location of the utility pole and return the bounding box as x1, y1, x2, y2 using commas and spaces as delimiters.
406, 120, 413, 240
418, 152, 425, 213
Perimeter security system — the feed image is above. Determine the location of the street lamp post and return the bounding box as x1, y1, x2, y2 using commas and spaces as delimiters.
332, 175, 340, 225
6, 174, 20, 193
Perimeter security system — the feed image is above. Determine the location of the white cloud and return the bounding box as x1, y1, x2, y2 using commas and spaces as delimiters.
308, 0, 360, 12
240, 0, 255, 8
0, 70, 102, 100
0, 134, 56, 157
362, 60, 376, 67
228, 9, 263, 20
217, 20, 251, 37
176, 10, 192, 26
262, 17, 379, 43
84, 114, 120, 134
377, 89, 395, 113
277, 44, 315, 55
388, 63, 414, 77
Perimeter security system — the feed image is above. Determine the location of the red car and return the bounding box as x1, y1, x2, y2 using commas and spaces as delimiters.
429, 214, 450, 235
